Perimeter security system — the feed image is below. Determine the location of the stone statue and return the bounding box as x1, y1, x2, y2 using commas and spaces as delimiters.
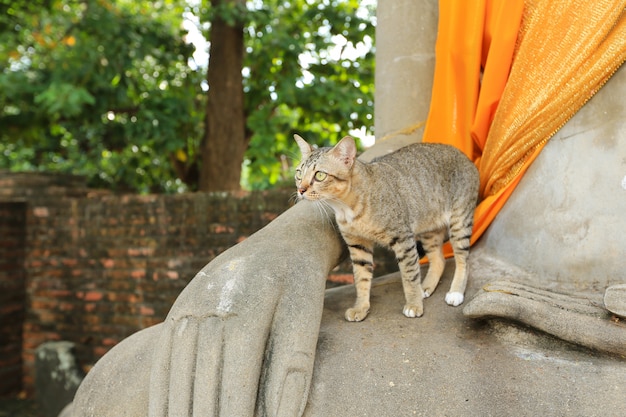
62, 202, 344, 416
62, 0, 626, 415
62, 64, 626, 413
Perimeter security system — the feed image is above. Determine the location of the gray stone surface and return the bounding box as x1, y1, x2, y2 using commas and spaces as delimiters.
63, 235, 626, 417
65, 201, 345, 417
35, 341, 84, 417
464, 280, 626, 357
67, 324, 159, 417
65, 74, 626, 417
305, 262, 626, 417
605, 284, 626, 318
478, 65, 626, 289
63, 0, 626, 415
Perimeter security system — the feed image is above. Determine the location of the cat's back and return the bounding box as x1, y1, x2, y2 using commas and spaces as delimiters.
345, 142, 479, 236
372, 142, 474, 173
371, 143, 480, 215
372, 143, 470, 165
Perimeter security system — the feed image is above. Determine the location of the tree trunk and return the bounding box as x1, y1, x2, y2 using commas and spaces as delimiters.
199, 0, 247, 192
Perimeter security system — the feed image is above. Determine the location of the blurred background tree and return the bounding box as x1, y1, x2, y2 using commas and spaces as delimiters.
0, 0, 375, 193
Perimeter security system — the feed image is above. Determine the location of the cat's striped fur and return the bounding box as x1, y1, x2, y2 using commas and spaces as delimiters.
294, 135, 479, 321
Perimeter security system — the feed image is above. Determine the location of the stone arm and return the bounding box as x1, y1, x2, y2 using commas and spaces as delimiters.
66, 201, 345, 417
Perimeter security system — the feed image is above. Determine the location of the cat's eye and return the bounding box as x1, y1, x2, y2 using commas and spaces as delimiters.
314, 171, 328, 182
295, 169, 302, 181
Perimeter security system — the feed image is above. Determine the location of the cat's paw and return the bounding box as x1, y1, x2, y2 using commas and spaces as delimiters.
403, 303, 423, 318
345, 307, 369, 322
445, 291, 464, 307
422, 280, 439, 298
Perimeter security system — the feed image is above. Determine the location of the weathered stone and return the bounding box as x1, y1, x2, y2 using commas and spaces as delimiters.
61, 1, 626, 416
64, 201, 345, 417
306, 271, 626, 417
35, 341, 85, 417
463, 280, 626, 356
604, 284, 626, 318
477, 63, 626, 288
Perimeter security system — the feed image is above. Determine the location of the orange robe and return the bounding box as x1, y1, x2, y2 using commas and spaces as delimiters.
422, 0, 626, 257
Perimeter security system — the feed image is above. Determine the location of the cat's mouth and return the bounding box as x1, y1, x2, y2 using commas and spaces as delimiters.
299, 193, 314, 200
298, 190, 321, 201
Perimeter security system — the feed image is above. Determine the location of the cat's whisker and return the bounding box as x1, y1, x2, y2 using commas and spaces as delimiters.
288, 192, 301, 206
309, 200, 333, 230
309, 201, 325, 226
314, 201, 327, 225
317, 200, 339, 232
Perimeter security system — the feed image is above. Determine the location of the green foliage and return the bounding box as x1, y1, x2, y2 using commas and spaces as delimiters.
240, 0, 375, 189
1, 0, 375, 192
0, 0, 203, 192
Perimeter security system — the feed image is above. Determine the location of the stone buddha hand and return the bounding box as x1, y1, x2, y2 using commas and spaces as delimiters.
66, 201, 344, 417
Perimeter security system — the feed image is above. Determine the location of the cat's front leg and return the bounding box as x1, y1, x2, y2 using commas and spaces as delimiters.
390, 235, 424, 318
344, 240, 375, 322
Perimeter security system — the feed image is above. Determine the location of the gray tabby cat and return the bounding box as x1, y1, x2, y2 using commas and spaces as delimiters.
294, 134, 480, 321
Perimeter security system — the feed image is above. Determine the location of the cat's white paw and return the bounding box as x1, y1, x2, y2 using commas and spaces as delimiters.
403, 304, 423, 318
423, 290, 431, 298
345, 307, 369, 322
445, 292, 464, 306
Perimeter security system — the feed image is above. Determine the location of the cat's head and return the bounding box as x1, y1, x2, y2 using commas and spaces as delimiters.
293, 134, 357, 201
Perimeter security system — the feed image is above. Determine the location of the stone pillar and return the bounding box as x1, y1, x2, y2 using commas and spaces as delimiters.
372, 0, 437, 157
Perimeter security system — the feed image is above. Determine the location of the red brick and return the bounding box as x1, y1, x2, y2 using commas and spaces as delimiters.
62, 258, 78, 267
128, 247, 155, 257
328, 273, 354, 284
83, 291, 104, 302
1, 182, 316, 395
93, 346, 110, 357
101, 258, 115, 268
102, 338, 118, 346
131, 269, 146, 279
140, 305, 155, 316
32, 207, 49, 217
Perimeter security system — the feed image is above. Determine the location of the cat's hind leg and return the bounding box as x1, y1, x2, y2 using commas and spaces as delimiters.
390, 234, 424, 318
419, 229, 446, 298
344, 239, 375, 322
446, 211, 474, 306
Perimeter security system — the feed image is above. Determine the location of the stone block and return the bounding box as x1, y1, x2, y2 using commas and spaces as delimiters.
604, 284, 626, 318
35, 341, 85, 417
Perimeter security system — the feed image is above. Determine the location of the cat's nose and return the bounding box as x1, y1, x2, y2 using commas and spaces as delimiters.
298, 186, 308, 195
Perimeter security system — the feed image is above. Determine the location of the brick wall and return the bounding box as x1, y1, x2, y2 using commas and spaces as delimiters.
0, 172, 396, 395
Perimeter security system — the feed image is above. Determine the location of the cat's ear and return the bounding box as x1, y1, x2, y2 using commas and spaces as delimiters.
331, 136, 357, 168
294, 134, 313, 158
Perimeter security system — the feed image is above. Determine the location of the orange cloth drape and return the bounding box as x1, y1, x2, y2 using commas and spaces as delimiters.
422, 0, 626, 257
